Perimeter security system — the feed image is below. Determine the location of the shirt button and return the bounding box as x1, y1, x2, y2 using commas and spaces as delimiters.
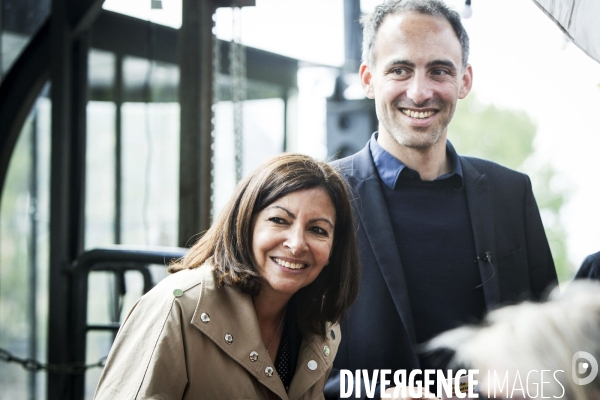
200, 313, 210, 323
323, 345, 330, 357
307, 360, 318, 370
249, 351, 258, 362
224, 333, 233, 344
173, 289, 183, 297
265, 366, 274, 377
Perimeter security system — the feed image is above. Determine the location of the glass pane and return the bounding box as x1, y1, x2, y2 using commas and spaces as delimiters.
88, 49, 115, 102
85, 101, 116, 249
213, 98, 284, 218
1, 0, 51, 81
0, 88, 50, 399
121, 102, 180, 246
123, 56, 179, 103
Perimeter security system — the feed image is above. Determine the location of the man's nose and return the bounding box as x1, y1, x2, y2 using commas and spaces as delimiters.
406, 73, 433, 105
284, 226, 308, 255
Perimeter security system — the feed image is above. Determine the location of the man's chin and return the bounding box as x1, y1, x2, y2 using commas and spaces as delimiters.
392, 131, 442, 151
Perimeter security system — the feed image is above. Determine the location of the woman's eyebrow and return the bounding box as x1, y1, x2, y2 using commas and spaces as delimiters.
310, 218, 334, 229
267, 206, 334, 229
267, 205, 295, 218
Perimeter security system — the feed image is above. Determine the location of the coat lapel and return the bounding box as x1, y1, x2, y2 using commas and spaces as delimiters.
287, 325, 340, 400
190, 265, 338, 400
190, 266, 288, 399
461, 158, 501, 310
346, 145, 417, 345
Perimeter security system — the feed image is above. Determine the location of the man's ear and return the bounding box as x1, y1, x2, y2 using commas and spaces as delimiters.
458, 64, 473, 99
359, 63, 375, 99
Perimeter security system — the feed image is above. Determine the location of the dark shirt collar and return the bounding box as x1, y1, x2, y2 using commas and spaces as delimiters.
369, 132, 464, 190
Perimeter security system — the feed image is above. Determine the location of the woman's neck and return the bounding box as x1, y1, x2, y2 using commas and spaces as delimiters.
253, 290, 291, 362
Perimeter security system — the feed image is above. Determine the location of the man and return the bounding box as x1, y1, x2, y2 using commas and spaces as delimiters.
325, 1, 557, 398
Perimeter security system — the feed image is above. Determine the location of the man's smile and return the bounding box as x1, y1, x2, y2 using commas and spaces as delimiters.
400, 109, 436, 119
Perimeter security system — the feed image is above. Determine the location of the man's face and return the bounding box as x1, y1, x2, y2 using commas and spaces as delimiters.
360, 12, 472, 151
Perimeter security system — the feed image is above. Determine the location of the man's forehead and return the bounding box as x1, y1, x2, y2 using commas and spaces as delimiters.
378, 11, 456, 41
372, 11, 462, 66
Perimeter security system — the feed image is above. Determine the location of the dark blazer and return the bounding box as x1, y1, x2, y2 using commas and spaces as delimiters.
325, 141, 557, 399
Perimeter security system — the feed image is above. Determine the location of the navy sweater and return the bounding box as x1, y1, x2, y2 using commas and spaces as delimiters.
381, 170, 486, 369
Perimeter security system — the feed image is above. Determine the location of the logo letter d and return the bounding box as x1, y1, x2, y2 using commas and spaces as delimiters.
572, 351, 598, 385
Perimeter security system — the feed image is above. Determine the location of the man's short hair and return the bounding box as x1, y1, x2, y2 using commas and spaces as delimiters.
361, 0, 470, 69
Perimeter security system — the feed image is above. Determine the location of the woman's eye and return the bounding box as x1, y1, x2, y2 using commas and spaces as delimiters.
311, 227, 329, 236
268, 217, 286, 224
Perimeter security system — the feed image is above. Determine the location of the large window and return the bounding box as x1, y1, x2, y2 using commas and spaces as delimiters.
0, 87, 50, 400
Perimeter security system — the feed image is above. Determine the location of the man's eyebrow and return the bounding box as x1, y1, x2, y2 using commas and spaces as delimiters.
384, 59, 415, 68
426, 59, 457, 70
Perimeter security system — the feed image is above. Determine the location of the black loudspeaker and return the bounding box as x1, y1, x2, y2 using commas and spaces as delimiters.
326, 98, 378, 160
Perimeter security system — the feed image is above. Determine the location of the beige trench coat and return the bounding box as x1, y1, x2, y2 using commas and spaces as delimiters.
94, 264, 340, 400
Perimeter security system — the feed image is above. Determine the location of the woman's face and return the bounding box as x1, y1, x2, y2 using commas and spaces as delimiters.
251, 187, 336, 298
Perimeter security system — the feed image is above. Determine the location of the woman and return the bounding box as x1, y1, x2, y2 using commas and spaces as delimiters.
94, 153, 360, 399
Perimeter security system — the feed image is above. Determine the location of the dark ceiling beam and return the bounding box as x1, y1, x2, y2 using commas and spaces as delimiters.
215, 0, 256, 7
91, 10, 298, 89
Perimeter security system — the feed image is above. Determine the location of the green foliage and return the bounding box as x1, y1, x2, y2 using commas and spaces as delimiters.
449, 94, 535, 170
449, 94, 572, 281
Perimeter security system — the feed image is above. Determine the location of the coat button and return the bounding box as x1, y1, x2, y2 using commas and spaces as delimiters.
249, 351, 258, 362
323, 345, 330, 357
224, 333, 233, 344
330, 329, 336, 340
200, 313, 210, 323
173, 289, 183, 297
307, 360, 318, 370
265, 366, 274, 377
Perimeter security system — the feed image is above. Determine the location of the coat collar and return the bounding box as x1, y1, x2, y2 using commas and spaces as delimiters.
190, 265, 340, 400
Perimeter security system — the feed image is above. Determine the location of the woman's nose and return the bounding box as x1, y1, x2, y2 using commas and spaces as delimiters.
284, 226, 308, 255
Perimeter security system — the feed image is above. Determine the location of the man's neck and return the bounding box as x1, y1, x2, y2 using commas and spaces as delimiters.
377, 131, 452, 181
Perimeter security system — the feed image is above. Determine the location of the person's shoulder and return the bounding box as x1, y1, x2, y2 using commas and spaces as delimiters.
461, 155, 528, 181
330, 144, 375, 181
141, 264, 212, 306
330, 152, 359, 171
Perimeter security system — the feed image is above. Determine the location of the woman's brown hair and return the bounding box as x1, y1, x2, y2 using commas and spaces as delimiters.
169, 153, 360, 339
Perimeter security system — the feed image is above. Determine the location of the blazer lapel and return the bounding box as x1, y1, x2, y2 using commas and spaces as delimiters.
347, 145, 417, 345
461, 158, 501, 310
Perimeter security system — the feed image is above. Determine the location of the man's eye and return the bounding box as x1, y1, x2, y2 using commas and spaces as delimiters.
432, 69, 448, 76
391, 68, 406, 75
